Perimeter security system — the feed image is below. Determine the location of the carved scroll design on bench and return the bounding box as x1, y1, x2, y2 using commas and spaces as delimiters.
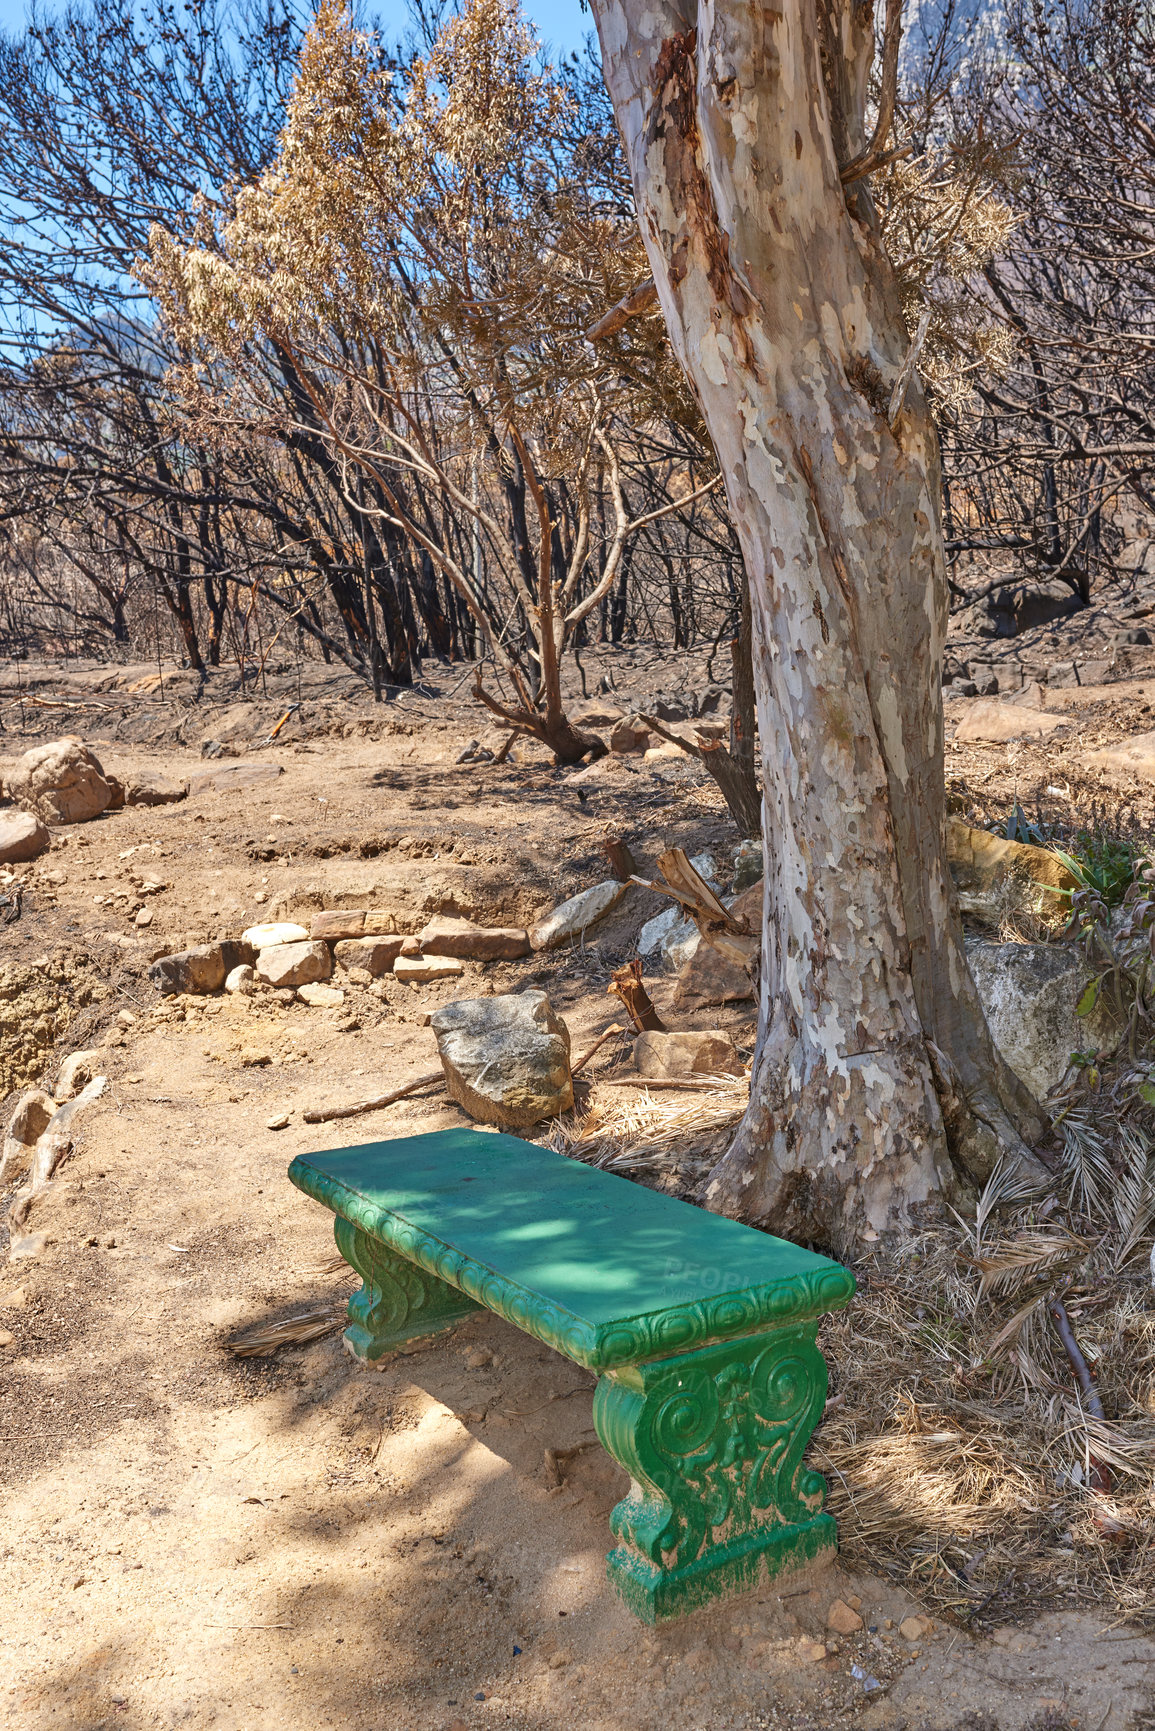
290, 1158, 855, 1371
335, 1218, 479, 1362
593, 1324, 835, 1619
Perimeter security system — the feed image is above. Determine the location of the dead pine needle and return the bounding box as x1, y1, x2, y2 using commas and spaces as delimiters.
227, 1301, 347, 1357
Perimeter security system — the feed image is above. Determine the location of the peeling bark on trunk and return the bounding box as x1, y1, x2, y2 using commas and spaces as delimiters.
591, 0, 1048, 1245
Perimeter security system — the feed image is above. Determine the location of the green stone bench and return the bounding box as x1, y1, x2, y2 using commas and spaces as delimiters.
288, 1126, 854, 1621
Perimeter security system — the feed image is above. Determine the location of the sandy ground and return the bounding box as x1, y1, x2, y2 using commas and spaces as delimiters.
3, 644, 1155, 1730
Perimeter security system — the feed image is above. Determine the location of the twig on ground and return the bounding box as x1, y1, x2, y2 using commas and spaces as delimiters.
302, 1070, 443, 1124
571, 1023, 626, 1075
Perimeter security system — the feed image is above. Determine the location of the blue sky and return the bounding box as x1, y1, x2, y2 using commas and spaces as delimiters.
0, 0, 594, 54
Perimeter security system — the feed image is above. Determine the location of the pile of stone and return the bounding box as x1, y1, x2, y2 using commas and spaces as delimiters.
146, 908, 537, 1008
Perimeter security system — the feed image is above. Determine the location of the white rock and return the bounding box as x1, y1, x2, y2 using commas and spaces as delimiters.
661, 916, 701, 974
225, 964, 255, 994
637, 904, 680, 956
431, 990, 572, 1127
255, 940, 332, 989
241, 921, 309, 948
529, 879, 628, 951
633, 1030, 745, 1079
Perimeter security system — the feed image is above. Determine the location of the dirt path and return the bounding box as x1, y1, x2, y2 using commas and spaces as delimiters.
2, 670, 1155, 1730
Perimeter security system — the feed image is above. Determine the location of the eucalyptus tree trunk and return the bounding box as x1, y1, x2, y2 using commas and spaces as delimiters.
590, 0, 1048, 1244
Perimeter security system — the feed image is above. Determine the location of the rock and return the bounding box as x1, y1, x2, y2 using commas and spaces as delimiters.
311, 910, 366, 941
54, 1050, 100, 1103
298, 983, 345, 1008
134, 908, 152, 928
968, 940, 1120, 1098
1083, 730, 1155, 782
105, 775, 126, 811
673, 882, 761, 1010
1117, 627, 1152, 646
547, 1648, 573, 1670
9, 1230, 51, 1261
953, 701, 1066, 743
0, 810, 49, 864
529, 880, 629, 951
266, 1114, 290, 1131
637, 904, 680, 957
570, 703, 623, 728
643, 739, 686, 763
1046, 660, 1080, 689
660, 914, 702, 974
255, 940, 332, 989
399, 935, 422, 957
5, 737, 113, 825
363, 911, 399, 936
0, 1089, 54, 1186
187, 762, 284, 795
241, 921, 309, 948
121, 770, 188, 806
609, 715, 652, 754
149, 940, 254, 996
899, 1615, 933, 1642
418, 915, 531, 961
799, 1641, 827, 1663
225, 964, 255, 994
944, 679, 979, 699
1003, 680, 1046, 709
334, 936, 404, 976
947, 819, 1077, 920
732, 838, 763, 892
393, 954, 465, 985
826, 1599, 864, 1635
431, 990, 572, 1127
633, 1030, 745, 1079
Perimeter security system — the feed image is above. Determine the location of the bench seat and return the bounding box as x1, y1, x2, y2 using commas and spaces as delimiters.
289, 1126, 854, 1620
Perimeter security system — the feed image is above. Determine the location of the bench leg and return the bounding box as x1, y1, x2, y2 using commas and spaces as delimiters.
593, 1323, 837, 1621
334, 1218, 480, 1363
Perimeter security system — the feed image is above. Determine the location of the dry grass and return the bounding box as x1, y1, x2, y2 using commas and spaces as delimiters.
544, 1074, 748, 1179
550, 1068, 1155, 1630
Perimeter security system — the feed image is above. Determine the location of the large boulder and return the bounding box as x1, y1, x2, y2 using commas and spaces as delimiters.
0, 809, 49, 864
947, 819, 1077, 922
968, 940, 1121, 1099
431, 990, 572, 1128
5, 737, 113, 825
255, 940, 332, 989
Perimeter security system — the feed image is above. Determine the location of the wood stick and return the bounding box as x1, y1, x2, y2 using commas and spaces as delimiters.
571, 1022, 626, 1075
302, 1070, 443, 1124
